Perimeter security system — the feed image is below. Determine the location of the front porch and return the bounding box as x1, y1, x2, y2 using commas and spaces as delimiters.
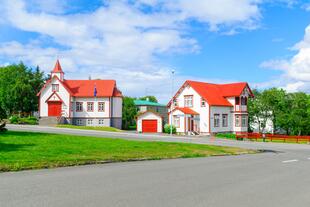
169, 107, 200, 135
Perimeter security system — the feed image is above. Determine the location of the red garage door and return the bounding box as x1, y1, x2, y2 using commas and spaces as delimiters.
142, 120, 158, 133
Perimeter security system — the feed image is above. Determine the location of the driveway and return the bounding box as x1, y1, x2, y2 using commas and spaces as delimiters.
2, 124, 310, 207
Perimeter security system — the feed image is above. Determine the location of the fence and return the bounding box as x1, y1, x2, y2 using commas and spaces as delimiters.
235, 132, 310, 143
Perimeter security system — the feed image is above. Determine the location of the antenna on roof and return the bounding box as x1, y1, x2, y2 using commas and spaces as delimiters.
89, 75, 91, 80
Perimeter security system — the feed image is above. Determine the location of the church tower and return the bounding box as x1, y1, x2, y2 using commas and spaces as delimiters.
51, 59, 64, 81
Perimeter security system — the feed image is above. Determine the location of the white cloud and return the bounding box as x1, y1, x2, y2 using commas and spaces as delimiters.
0, 0, 263, 102
261, 24, 310, 93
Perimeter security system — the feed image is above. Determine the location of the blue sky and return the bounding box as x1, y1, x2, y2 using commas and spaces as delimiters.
0, 0, 310, 103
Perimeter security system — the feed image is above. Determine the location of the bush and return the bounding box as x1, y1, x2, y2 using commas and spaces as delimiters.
215, 133, 236, 139
9, 115, 19, 124
9, 116, 38, 125
18, 117, 38, 125
127, 125, 137, 130
164, 124, 176, 134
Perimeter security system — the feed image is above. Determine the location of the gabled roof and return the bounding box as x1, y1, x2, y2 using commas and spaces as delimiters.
45, 91, 64, 103
173, 107, 199, 115
63, 80, 118, 97
137, 110, 163, 118
52, 59, 64, 73
134, 100, 166, 107
38, 60, 122, 98
168, 80, 253, 107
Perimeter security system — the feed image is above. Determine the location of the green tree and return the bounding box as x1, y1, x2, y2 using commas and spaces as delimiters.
139, 96, 158, 103
260, 88, 286, 132
0, 62, 45, 118
248, 90, 272, 133
122, 96, 138, 129
288, 92, 309, 135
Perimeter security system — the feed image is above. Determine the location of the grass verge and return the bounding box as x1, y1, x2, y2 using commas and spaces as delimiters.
57, 124, 122, 132
0, 131, 256, 172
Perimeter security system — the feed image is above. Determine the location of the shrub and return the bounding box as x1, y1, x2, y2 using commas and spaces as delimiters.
164, 124, 176, 134
215, 133, 236, 139
9, 116, 38, 125
128, 125, 137, 130
9, 115, 19, 124
18, 117, 38, 125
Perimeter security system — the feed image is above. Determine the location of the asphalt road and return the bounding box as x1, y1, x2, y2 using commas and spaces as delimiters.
2, 125, 310, 207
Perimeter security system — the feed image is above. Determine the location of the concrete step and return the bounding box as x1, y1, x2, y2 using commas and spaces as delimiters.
39, 117, 58, 126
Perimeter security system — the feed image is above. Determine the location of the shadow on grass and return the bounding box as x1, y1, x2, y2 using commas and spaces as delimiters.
0, 142, 35, 152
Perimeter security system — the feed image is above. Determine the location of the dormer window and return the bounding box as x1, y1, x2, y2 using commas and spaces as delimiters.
52, 84, 59, 92
184, 95, 193, 107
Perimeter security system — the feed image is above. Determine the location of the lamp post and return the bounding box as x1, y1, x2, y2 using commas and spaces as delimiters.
170, 69, 175, 136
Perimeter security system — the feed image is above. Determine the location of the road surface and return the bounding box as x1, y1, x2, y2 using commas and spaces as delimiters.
1, 125, 310, 207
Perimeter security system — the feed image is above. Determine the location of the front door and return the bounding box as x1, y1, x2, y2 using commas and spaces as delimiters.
187, 117, 194, 132
48, 102, 62, 116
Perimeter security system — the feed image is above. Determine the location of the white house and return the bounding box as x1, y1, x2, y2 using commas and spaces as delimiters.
167, 80, 254, 135
37, 60, 123, 128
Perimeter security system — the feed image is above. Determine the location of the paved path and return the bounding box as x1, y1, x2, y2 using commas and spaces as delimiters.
2, 125, 310, 207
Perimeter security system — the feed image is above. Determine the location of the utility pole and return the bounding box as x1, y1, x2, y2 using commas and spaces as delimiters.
170, 69, 175, 136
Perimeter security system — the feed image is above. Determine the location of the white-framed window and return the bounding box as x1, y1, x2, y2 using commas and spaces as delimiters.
173, 99, 178, 107
98, 102, 105, 112
99, 119, 105, 125
87, 102, 94, 112
76, 102, 83, 112
235, 115, 241, 127
173, 115, 180, 128
222, 114, 228, 127
76, 119, 82, 126
214, 114, 220, 127
184, 95, 193, 107
87, 119, 93, 125
201, 98, 206, 107
242, 115, 247, 127
52, 84, 59, 92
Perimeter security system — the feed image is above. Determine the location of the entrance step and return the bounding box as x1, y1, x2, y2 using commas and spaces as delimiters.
39, 117, 58, 126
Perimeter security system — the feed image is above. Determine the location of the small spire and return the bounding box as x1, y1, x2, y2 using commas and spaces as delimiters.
52, 59, 64, 73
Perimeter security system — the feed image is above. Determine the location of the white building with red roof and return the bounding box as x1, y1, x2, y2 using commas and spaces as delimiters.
37, 60, 123, 128
167, 80, 254, 135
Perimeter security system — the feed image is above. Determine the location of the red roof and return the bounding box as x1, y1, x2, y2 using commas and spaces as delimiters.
174, 107, 199, 115
169, 80, 253, 107
52, 60, 64, 73
63, 80, 120, 97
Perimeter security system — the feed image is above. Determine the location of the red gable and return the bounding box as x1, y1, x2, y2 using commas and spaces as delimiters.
168, 80, 253, 107
64, 80, 121, 97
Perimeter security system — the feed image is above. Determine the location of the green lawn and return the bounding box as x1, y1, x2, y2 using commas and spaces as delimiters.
0, 131, 256, 172
57, 124, 122, 132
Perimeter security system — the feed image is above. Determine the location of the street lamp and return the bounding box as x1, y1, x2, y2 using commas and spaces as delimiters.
170, 69, 175, 136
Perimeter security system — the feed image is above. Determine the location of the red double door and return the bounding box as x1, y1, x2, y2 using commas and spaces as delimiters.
48, 102, 62, 116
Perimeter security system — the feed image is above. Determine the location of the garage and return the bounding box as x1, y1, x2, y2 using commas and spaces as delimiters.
137, 111, 163, 133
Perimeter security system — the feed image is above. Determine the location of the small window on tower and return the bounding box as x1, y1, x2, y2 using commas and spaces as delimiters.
52, 84, 59, 92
